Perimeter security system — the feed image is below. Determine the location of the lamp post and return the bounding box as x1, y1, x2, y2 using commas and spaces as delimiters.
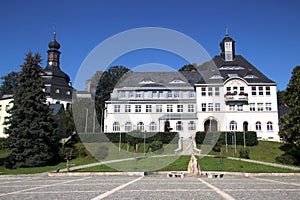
144, 131, 146, 157
92, 108, 96, 133
119, 132, 122, 152
85, 108, 88, 133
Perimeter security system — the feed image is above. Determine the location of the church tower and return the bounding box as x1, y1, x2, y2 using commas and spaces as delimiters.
220, 28, 235, 61
43, 32, 73, 108
47, 31, 61, 68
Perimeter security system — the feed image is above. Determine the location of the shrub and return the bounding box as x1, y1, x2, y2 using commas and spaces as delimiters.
149, 141, 163, 153
195, 131, 258, 146
239, 148, 250, 159
72, 142, 89, 158
276, 154, 297, 165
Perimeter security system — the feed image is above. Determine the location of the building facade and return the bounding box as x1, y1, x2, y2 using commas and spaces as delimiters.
0, 95, 13, 138
104, 33, 280, 141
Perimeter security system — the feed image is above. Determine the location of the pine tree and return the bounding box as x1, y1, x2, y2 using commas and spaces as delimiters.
5, 52, 60, 169
277, 66, 300, 165
0, 71, 19, 97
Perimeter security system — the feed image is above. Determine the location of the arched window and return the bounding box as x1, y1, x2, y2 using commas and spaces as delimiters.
229, 121, 237, 131
256, 121, 262, 131
125, 122, 132, 132
176, 121, 183, 131
149, 122, 157, 132
267, 121, 273, 131
137, 122, 144, 131
113, 122, 120, 132
188, 121, 196, 130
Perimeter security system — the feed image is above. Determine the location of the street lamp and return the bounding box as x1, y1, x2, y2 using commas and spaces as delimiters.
144, 131, 146, 157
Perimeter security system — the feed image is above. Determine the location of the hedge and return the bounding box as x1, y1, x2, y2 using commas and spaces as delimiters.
79, 131, 179, 144
195, 131, 258, 146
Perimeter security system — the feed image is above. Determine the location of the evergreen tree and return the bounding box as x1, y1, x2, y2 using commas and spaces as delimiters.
5, 52, 60, 169
0, 71, 19, 97
277, 66, 300, 165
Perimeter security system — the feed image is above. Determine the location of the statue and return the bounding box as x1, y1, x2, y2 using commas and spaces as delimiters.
187, 154, 201, 176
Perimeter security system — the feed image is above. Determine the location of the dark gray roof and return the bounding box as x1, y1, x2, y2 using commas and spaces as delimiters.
195, 55, 276, 85
115, 72, 194, 89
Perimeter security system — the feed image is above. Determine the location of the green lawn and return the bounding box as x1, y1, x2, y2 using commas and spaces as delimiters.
206, 141, 285, 163
77, 155, 299, 173
0, 141, 297, 174
0, 150, 97, 175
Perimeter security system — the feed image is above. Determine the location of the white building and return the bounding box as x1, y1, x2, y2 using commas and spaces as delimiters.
0, 95, 13, 138
104, 33, 280, 141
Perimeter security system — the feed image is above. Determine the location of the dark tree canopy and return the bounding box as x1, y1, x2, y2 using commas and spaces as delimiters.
277, 90, 286, 106
0, 71, 19, 97
5, 52, 60, 168
277, 66, 300, 165
178, 64, 197, 72
95, 66, 130, 131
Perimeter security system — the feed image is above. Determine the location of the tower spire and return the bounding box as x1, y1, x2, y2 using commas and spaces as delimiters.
225, 25, 229, 36
53, 24, 57, 40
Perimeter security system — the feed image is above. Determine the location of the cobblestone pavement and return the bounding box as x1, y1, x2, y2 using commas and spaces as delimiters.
0, 174, 299, 199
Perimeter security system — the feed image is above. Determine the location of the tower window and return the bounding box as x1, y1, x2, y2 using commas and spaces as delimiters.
55, 89, 60, 93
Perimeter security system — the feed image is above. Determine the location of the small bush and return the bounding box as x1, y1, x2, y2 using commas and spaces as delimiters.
275, 154, 297, 165
72, 142, 89, 158
149, 141, 164, 153
239, 148, 250, 159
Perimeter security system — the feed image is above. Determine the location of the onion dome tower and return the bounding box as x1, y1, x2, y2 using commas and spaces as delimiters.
43, 32, 73, 107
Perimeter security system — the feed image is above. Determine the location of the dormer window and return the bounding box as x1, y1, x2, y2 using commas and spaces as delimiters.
139, 79, 155, 84
210, 75, 223, 79
170, 79, 185, 84
244, 74, 258, 79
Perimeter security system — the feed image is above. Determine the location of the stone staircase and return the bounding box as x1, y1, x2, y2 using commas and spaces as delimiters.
175, 138, 201, 155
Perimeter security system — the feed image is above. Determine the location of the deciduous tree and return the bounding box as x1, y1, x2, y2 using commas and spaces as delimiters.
277, 66, 300, 165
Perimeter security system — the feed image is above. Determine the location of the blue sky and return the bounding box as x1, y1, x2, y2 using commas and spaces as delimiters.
0, 0, 299, 90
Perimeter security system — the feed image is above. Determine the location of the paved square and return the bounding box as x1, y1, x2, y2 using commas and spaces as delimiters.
0, 174, 299, 199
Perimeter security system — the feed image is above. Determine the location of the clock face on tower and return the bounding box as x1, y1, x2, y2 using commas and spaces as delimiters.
225, 42, 232, 51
